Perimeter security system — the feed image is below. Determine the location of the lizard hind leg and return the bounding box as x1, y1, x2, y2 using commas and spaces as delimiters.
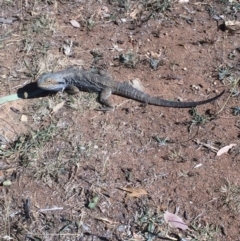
98, 87, 114, 111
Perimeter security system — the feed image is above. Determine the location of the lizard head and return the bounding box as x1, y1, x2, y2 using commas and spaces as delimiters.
37, 72, 68, 92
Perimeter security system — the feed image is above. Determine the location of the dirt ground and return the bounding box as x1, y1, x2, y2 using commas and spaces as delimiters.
1, 0, 240, 240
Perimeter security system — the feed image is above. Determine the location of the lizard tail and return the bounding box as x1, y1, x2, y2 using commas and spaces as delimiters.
147, 90, 225, 108
114, 82, 225, 108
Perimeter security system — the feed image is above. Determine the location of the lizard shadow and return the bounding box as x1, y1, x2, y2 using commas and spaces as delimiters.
17, 82, 55, 99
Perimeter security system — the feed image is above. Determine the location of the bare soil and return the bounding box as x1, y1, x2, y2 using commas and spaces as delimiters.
1, 1, 240, 240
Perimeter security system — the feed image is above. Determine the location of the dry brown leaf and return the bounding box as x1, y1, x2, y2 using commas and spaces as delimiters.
0, 170, 4, 181
121, 187, 147, 197
52, 101, 65, 113
217, 144, 236, 156
164, 211, 188, 230
70, 20, 80, 28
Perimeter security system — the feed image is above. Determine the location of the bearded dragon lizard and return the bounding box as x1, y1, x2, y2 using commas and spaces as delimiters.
37, 67, 224, 109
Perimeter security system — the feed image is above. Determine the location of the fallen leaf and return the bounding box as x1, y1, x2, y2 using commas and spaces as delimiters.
70, 20, 80, 28
0, 17, 18, 24
21, 114, 28, 122
3, 235, 14, 240
130, 8, 141, 20
217, 144, 236, 156
97, 6, 110, 18
101, 6, 109, 12
132, 232, 145, 241
121, 187, 147, 198
0, 170, 4, 182
129, 78, 144, 91
179, 0, 189, 3
225, 20, 240, 27
164, 211, 188, 230
129, 5, 143, 20
62, 40, 73, 56
150, 51, 161, 60
95, 217, 118, 225
63, 45, 71, 56
165, 234, 178, 240
52, 101, 65, 113
219, 20, 240, 34
112, 44, 124, 52
193, 163, 202, 169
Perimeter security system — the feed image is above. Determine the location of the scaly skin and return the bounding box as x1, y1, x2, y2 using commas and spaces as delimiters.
37, 67, 224, 108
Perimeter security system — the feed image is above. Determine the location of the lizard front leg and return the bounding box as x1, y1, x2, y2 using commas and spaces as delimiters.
98, 87, 114, 111
65, 85, 80, 95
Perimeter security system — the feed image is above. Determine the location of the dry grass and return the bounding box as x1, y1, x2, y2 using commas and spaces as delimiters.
218, 179, 240, 213
1, 0, 240, 240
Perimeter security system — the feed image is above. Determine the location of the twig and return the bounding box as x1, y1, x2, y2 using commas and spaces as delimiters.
193, 139, 218, 153
39, 207, 63, 212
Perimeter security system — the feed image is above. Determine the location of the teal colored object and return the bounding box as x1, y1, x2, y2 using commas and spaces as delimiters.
0, 89, 44, 104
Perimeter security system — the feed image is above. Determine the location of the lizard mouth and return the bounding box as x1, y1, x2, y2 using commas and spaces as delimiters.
37, 83, 66, 92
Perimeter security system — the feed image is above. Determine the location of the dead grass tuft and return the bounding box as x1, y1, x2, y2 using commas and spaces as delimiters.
218, 179, 240, 213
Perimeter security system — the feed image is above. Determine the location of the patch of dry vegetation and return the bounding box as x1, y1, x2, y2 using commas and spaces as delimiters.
1, 0, 240, 240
